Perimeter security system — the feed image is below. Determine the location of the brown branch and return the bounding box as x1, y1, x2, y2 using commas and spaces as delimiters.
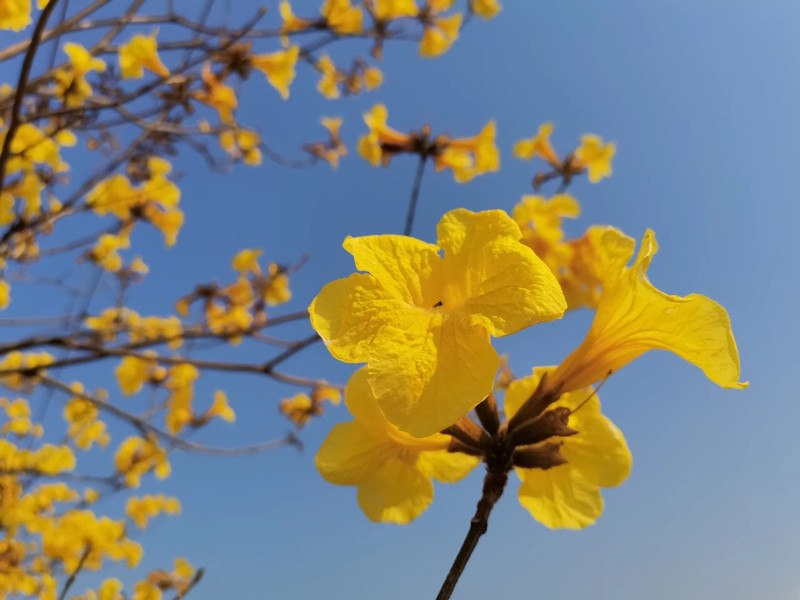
38, 375, 301, 456
435, 469, 508, 600
0, 0, 62, 195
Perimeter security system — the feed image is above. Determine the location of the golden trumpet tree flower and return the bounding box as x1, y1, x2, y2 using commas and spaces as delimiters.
118, 31, 169, 79
251, 45, 300, 100
548, 227, 747, 393
316, 367, 478, 523
513, 122, 561, 166
471, 0, 501, 19
322, 0, 363, 34
0, 0, 31, 31
505, 367, 631, 529
310, 208, 566, 437
573, 134, 616, 183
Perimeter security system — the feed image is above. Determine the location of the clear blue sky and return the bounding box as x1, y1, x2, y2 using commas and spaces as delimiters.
5, 1, 800, 598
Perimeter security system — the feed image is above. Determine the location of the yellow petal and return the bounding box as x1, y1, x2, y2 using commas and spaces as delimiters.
356, 456, 433, 523
309, 273, 413, 363
551, 228, 747, 392
517, 466, 603, 529
343, 234, 442, 306
368, 311, 498, 437
437, 208, 566, 336
560, 389, 631, 488
316, 421, 389, 485
416, 449, 478, 483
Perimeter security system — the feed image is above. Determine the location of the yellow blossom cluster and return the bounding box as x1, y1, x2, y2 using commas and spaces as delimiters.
86, 156, 184, 263
310, 200, 745, 526
280, 384, 342, 427
126, 495, 181, 529
358, 104, 499, 182
85, 308, 182, 348
514, 122, 616, 185
175, 248, 291, 343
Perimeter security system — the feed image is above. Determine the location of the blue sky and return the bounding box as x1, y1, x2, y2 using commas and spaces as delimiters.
3, 1, 800, 598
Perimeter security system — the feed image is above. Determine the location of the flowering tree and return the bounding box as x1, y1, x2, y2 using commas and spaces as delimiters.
0, 1, 745, 599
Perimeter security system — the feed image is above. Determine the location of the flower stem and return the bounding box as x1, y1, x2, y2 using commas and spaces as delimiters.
404, 154, 428, 236
435, 468, 508, 600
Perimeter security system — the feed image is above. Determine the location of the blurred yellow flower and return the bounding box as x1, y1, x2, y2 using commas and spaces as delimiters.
118, 31, 169, 79
251, 46, 299, 100
573, 133, 615, 183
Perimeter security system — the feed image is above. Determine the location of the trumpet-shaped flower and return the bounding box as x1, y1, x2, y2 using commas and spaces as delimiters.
118, 32, 169, 79
54, 43, 106, 107
434, 121, 499, 182
251, 46, 299, 100
316, 367, 478, 523
279, 1, 314, 37
310, 208, 566, 437
372, 0, 418, 20
548, 228, 747, 393
513, 122, 561, 166
0, 0, 31, 31
573, 134, 615, 183
420, 13, 463, 58
322, 0, 363, 34
194, 64, 237, 121
357, 104, 415, 166
505, 367, 631, 529
471, 0, 501, 19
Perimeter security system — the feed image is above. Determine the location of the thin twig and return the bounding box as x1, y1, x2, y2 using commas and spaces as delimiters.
404, 155, 427, 236
57, 545, 91, 600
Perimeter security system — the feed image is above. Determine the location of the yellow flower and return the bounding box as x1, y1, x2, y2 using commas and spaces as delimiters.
54, 43, 106, 107
126, 495, 181, 529
322, 0, 363, 34
471, 0, 501, 19
279, 393, 315, 427
194, 64, 237, 122
357, 104, 415, 166
0, 0, 30, 31
304, 116, 348, 168
231, 248, 262, 274
504, 367, 631, 529
511, 194, 608, 311
219, 128, 262, 165
309, 208, 566, 437
0, 278, 9, 309
316, 367, 478, 523
513, 122, 561, 166
548, 228, 747, 394
372, 0, 418, 20
434, 120, 499, 182
207, 390, 235, 423
279, 0, 314, 38
115, 355, 152, 396
114, 436, 170, 487
420, 13, 462, 58
263, 262, 291, 305
316, 54, 344, 99
87, 232, 130, 272
251, 46, 299, 100
98, 579, 123, 600
118, 31, 169, 79
573, 133, 615, 183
